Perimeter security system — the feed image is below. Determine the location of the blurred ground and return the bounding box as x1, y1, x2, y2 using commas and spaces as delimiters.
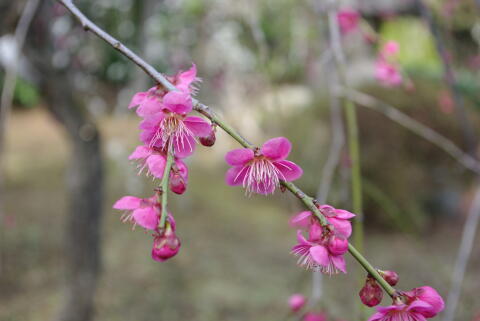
0, 108, 478, 321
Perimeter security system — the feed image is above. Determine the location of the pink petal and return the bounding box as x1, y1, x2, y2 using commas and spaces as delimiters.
128, 145, 152, 160
163, 91, 192, 114
309, 245, 330, 266
184, 116, 212, 137
261, 137, 292, 161
334, 209, 356, 219
113, 196, 142, 210
173, 134, 196, 158
289, 211, 312, 228
225, 166, 248, 186
176, 63, 197, 92
367, 311, 388, 321
296, 230, 310, 245
328, 217, 352, 238
136, 97, 162, 117
225, 148, 254, 166
132, 207, 158, 230
331, 255, 347, 273
128, 91, 147, 109
274, 160, 303, 181
146, 154, 166, 178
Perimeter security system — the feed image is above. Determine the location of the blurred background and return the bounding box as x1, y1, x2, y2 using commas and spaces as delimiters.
0, 0, 479, 320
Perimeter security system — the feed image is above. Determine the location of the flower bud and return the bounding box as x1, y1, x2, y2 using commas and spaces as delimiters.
288, 294, 307, 312
303, 312, 327, 321
151, 226, 181, 262
379, 270, 399, 286
405, 286, 445, 318
327, 235, 348, 255
170, 173, 187, 195
359, 277, 383, 307
199, 129, 216, 147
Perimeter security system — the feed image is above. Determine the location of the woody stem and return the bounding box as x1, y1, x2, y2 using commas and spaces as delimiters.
59, 0, 397, 297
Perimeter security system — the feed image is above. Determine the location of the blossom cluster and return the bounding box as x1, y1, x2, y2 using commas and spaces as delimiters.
113, 65, 214, 262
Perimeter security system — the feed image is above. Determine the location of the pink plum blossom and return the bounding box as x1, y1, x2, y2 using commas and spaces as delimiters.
113, 195, 160, 230
290, 205, 355, 238
151, 216, 181, 262
225, 137, 303, 195
129, 145, 188, 193
368, 286, 444, 321
337, 9, 360, 35
303, 312, 327, 321
138, 90, 212, 158
288, 294, 307, 312
128, 85, 166, 117
291, 222, 348, 275
375, 60, 402, 87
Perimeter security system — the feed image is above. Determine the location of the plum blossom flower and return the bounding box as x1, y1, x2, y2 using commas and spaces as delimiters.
291, 222, 348, 275
290, 205, 355, 238
380, 41, 400, 58
128, 145, 188, 193
375, 60, 402, 87
138, 90, 212, 158
225, 137, 303, 195
113, 195, 160, 230
151, 215, 181, 262
288, 294, 307, 312
337, 9, 360, 35
368, 286, 444, 321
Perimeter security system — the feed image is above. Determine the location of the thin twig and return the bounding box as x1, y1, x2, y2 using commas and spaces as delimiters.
343, 89, 480, 175
443, 184, 480, 321
58, 0, 397, 297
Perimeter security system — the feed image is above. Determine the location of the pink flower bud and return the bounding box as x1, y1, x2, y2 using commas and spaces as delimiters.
328, 235, 348, 255
288, 294, 307, 312
170, 173, 187, 195
151, 225, 181, 262
359, 278, 383, 307
199, 129, 216, 147
380, 270, 399, 286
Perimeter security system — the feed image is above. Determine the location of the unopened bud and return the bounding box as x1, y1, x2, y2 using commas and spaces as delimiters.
199, 129, 216, 147
169, 173, 187, 194
288, 294, 307, 312
379, 270, 399, 286
359, 277, 383, 307
327, 235, 348, 255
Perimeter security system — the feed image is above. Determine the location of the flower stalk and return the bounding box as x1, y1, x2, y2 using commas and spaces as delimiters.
159, 146, 174, 228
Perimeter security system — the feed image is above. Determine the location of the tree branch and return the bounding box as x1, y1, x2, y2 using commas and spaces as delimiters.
57, 0, 397, 297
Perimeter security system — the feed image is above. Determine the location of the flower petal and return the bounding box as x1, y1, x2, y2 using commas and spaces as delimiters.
225, 148, 254, 166
146, 154, 166, 178
274, 160, 303, 181
174, 159, 189, 180
334, 209, 356, 219
128, 91, 147, 109
163, 91, 192, 114
128, 145, 152, 160
136, 97, 162, 117
331, 255, 347, 273
176, 63, 197, 92
225, 165, 248, 186
289, 211, 312, 228
328, 217, 352, 238
309, 245, 330, 266
113, 196, 142, 210
132, 207, 158, 230
296, 230, 310, 245
261, 137, 292, 161
184, 116, 212, 137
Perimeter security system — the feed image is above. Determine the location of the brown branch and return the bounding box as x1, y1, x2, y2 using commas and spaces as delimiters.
343, 89, 480, 175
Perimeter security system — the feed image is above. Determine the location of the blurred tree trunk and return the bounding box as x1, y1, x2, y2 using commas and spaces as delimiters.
25, 1, 103, 321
